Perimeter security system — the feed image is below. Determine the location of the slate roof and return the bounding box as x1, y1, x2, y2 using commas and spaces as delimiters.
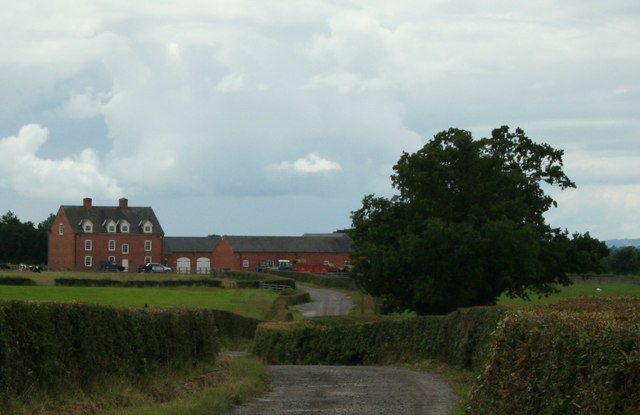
164, 236, 220, 254
222, 234, 352, 253
60, 205, 164, 235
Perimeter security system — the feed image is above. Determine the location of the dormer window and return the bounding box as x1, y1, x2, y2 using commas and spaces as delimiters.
140, 220, 153, 234
103, 219, 117, 233
79, 219, 93, 233
119, 220, 130, 233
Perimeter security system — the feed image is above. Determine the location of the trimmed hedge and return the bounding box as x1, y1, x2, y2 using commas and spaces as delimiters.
0, 301, 220, 409
467, 298, 640, 415
54, 278, 223, 288
211, 309, 259, 341
268, 270, 358, 290
252, 306, 506, 370
0, 277, 37, 286
223, 271, 296, 290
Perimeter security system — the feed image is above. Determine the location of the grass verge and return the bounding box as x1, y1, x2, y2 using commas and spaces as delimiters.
12, 355, 267, 415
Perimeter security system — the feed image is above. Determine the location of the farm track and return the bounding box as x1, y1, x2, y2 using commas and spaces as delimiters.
228, 284, 459, 414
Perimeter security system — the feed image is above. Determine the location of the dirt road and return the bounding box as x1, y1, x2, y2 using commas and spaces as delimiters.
228, 285, 459, 414
230, 365, 458, 415
294, 283, 354, 317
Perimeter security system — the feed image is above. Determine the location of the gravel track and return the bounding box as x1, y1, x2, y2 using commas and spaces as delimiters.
228, 285, 459, 414
230, 365, 458, 415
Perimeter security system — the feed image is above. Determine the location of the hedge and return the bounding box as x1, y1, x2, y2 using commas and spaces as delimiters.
0, 301, 220, 409
54, 278, 223, 288
223, 271, 296, 290
267, 270, 358, 290
252, 306, 506, 370
0, 277, 37, 286
467, 298, 640, 414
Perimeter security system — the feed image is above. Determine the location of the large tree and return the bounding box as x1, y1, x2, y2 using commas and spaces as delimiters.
350, 126, 608, 315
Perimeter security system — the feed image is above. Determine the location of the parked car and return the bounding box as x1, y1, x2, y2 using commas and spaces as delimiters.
138, 263, 172, 273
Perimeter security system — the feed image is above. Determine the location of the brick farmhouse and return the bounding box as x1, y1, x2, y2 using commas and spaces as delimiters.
49, 198, 352, 273
48, 198, 165, 272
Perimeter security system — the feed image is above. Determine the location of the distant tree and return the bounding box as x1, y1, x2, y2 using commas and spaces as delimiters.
607, 246, 640, 275
0, 211, 51, 264
349, 126, 609, 315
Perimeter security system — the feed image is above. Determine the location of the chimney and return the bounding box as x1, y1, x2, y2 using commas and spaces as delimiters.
119, 197, 129, 209
83, 197, 92, 208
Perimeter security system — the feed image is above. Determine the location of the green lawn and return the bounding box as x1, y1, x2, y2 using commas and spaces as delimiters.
498, 282, 640, 305
0, 285, 278, 320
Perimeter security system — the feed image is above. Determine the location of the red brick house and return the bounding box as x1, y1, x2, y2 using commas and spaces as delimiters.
48, 197, 165, 271
164, 234, 352, 273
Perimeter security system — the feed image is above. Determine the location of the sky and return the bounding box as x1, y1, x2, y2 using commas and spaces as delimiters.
1, 1, 639, 240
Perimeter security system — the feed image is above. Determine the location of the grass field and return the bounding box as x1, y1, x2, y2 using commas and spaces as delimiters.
0, 284, 278, 320
498, 281, 640, 305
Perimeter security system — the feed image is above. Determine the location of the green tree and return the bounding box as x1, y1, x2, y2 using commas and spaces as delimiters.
350, 126, 608, 315
607, 246, 640, 275
0, 211, 51, 264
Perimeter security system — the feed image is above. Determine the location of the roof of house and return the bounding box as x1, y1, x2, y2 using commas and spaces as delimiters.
164, 236, 219, 254
222, 234, 352, 253
60, 205, 164, 235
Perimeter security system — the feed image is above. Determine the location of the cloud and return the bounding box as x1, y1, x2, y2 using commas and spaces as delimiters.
272, 153, 342, 174
56, 88, 110, 119
216, 73, 246, 92
0, 124, 121, 199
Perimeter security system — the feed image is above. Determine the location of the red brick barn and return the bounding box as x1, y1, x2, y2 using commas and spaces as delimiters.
212, 234, 352, 272
48, 197, 165, 272
163, 236, 218, 274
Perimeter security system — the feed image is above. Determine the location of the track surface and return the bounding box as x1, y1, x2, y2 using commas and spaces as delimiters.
229, 285, 459, 414
230, 365, 458, 415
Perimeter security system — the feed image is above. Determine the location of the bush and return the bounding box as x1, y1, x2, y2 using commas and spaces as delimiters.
0, 277, 36, 286
54, 278, 223, 288
268, 270, 358, 290
0, 301, 220, 410
252, 306, 506, 369
467, 306, 640, 414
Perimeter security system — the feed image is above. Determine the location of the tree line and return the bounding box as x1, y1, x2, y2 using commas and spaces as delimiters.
0, 211, 54, 265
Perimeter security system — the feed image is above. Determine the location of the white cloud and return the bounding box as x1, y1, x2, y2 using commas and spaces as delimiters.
57, 88, 110, 119
216, 73, 246, 92
272, 153, 342, 174
0, 124, 121, 199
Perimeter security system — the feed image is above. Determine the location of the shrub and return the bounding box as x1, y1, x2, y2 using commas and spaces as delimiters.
54, 278, 223, 288
466, 300, 640, 414
0, 277, 37, 286
252, 306, 506, 369
0, 301, 220, 410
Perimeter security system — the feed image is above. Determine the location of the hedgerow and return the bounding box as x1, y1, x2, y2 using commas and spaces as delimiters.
0, 301, 220, 410
54, 278, 223, 288
0, 277, 37, 286
252, 306, 506, 369
267, 270, 358, 290
467, 298, 640, 414
223, 271, 296, 289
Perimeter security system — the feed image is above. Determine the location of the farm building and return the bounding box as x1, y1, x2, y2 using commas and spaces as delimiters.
49, 197, 352, 273
164, 234, 352, 273
48, 198, 165, 272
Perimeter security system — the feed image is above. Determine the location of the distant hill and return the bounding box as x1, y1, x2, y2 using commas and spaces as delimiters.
605, 239, 640, 248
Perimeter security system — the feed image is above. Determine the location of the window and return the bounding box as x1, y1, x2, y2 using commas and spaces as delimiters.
122, 244, 129, 254
84, 256, 92, 267
108, 240, 116, 251
140, 220, 152, 233
85, 240, 92, 251
108, 224, 116, 232
83, 220, 93, 232
108, 256, 116, 263
58, 223, 64, 235
120, 221, 130, 233
144, 256, 152, 264
144, 240, 152, 251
